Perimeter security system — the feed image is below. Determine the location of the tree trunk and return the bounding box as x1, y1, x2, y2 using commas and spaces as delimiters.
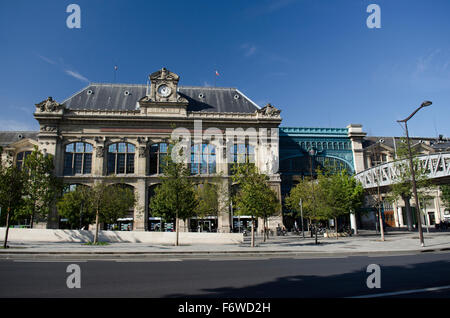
175, 213, 179, 247
335, 217, 338, 240
94, 208, 100, 244
314, 222, 318, 245
251, 216, 255, 247
309, 218, 313, 238
30, 210, 34, 229
263, 217, 267, 242
3, 207, 11, 248
403, 195, 414, 231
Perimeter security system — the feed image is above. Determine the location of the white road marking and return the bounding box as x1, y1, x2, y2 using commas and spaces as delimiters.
115, 258, 182, 262
13, 260, 87, 263
350, 285, 450, 298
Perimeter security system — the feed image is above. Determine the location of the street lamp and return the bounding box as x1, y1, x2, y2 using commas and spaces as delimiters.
397, 101, 432, 247
309, 147, 318, 244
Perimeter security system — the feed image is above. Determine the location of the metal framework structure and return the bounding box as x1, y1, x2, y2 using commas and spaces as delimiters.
355, 152, 450, 189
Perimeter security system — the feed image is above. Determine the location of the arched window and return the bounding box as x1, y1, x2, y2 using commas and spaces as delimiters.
191, 143, 216, 175
64, 142, 93, 175
323, 142, 328, 150
16, 151, 32, 170
328, 142, 332, 149
300, 142, 305, 149
107, 143, 135, 175
149, 143, 169, 174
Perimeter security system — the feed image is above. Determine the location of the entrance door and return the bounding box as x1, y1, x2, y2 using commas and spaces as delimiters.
428, 212, 435, 225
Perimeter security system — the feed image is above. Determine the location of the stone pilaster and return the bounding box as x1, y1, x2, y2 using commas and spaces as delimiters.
217, 179, 231, 233
134, 179, 147, 231
347, 124, 367, 174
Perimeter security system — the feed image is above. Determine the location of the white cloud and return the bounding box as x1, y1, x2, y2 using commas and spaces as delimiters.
64, 69, 90, 83
36, 53, 90, 83
37, 54, 57, 65
241, 43, 257, 57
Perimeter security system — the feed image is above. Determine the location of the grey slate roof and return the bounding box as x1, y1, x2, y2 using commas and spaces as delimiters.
0, 131, 38, 147
62, 83, 260, 113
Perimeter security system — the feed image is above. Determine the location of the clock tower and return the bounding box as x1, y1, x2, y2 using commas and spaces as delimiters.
139, 67, 188, 115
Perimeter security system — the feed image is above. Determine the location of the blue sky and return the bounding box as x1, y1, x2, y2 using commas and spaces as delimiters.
0, 0, 449, 137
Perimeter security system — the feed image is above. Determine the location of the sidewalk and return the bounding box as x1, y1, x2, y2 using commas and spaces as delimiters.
1, 230, 450, 257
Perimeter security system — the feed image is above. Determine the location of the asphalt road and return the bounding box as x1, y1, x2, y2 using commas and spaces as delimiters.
1, 252, 450, 298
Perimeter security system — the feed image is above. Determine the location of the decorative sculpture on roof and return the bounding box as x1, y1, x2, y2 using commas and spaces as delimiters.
35, 97, 63, 112
256, 103, 281, 117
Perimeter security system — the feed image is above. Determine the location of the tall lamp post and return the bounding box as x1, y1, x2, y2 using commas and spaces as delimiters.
309, 147, 318, 244
397, 101, 432, 247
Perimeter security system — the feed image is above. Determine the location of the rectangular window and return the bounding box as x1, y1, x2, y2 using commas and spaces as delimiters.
74, 153, 83, 174
149, 151, 158, 175
117, 154, 125, 174
126, 153, 134, 174
107, 153, 115, 174
64, 153, 73, 175
83, 154, 92, 174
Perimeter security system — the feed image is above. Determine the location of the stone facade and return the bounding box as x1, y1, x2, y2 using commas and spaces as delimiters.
20, 68, 283, 232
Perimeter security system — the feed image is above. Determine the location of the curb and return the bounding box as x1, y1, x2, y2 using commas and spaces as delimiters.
1, 248, 449, 258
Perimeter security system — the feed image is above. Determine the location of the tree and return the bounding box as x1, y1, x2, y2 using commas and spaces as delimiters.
231, 163, 280, 246
149, 142, 198, 246
388, 138, 432, 231
195, 181, 219, 229
19, 147, 61, 228
0, 161, 26, 248
441, 184, 450, 209
285, 176, 329, 244
87, 181, 136, 244
318, 169, 364, 239
57, 185, 93, 229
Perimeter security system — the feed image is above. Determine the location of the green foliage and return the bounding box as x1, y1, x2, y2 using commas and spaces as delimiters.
388, 138, 432, 202
87, 181, 136, 224
19, 147, 62, 226
0, 161, 26, 221
440, 184, 450, 209
195, 182, 219, 219
318, 169, 364, 220
149, 140, 198, 222
231, 163, 280, 220
57, 185, 93, 229
285, 176, 329, 222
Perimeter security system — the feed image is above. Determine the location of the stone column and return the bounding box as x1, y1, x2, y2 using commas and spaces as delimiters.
217, 179, 231, 233
136, 141, 147, 176
38, 135, 60, 228
350, 211, 358, 235
178, 219, 189, 232
347, 124, 367, 174
93, 143, 104, 176
397, 206, 404, 227
133, 179, 147, 231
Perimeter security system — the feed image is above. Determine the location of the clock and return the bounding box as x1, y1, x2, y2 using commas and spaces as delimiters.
157, 84, 171, 97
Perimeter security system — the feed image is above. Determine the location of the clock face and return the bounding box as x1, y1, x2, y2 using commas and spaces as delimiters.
157, 84, 171, 97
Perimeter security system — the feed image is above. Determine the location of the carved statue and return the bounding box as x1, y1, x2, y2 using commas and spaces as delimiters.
96, 146, 104, 158
35, 97, 63, 112
256, 103, 281, 117
138, 146, 146, 158
40, 125, 57, 132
